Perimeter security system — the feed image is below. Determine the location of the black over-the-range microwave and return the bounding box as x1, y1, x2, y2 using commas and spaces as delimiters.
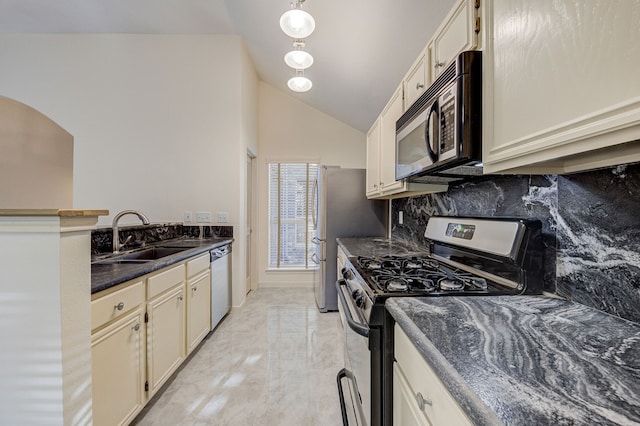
395, 50, 483, 183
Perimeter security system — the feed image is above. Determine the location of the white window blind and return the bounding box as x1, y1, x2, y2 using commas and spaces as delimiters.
268, 162, 318, 269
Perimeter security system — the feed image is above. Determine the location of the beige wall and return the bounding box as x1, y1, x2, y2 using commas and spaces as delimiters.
0, 34, 258, 307
257, 82, 366, 287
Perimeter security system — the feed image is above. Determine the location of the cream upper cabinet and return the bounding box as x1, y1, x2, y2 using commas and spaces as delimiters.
403, 51, 428, 109
91, 280, 145, 426
366, 118, 382, 197
394, 324, 472, 426
366, 85, 448, 199
482, 0, 640, 174
379, 85, 406, 194
428, 0, 480, 80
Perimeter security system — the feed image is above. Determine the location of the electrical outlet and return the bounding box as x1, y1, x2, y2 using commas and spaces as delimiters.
399, 211, 404, 225
196, 211, 211, 223
217, 212, 229, 223
184, 211, 192, 222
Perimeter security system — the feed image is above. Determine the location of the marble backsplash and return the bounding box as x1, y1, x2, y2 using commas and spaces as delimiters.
91, 223, 233, 255
391, 163, 640, 324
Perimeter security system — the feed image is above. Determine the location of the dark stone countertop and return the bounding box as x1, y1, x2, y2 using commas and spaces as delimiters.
336, 237, 429, 258
91, 237, 233, 294
386, 296, 640, 426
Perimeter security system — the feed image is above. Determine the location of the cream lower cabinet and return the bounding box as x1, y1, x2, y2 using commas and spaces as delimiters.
146, 264, 186, 398
186, 253, 211, 354
483, 0, 640, 174
394, 324, 471, 426
91, 280, 145, 426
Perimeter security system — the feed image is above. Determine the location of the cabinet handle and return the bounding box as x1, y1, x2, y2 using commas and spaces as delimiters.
132, 323, 140, 332
192, 286, 198, 292
416, 82, 425, 90
416, 392, 432, 411
178, 295, 184, 301
115, 302, 125, 311
434, 61, 445, 68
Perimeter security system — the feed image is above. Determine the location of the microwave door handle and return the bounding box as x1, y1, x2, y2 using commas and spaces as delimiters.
425, 100, 439, 163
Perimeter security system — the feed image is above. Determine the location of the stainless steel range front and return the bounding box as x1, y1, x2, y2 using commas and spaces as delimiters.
336, 216, 545, 426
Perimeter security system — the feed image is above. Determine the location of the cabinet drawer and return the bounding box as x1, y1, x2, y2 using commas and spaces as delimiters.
394, 324, 471, 425
186, 253, 210, 278
91, 280, 144, 331
147, 264, 185, 299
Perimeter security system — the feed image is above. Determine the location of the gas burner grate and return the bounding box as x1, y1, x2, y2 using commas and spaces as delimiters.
357, 255, 491, 295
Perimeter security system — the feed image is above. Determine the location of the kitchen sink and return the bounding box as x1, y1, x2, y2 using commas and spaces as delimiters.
117, 247, 187, 260
92, 246, 189, 265
94, 258, 152, 265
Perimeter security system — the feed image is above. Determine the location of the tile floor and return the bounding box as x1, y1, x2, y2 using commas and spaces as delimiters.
133, 288, 345, 425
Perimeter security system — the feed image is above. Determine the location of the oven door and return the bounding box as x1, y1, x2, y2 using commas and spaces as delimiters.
336, 279, 371, 426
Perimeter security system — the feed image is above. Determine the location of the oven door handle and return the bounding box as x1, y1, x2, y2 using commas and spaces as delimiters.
336, 279, 370, 338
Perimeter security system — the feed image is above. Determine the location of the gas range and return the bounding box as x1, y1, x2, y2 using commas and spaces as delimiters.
336, 216, 545, 426
357, 255, 496, 295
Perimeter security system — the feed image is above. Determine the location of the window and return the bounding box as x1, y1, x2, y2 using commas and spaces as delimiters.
268, 162, 318, 269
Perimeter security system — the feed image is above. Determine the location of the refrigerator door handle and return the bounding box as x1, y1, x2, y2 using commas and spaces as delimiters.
311, 177, 319, 230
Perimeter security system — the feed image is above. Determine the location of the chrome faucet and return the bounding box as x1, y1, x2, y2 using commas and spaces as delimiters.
112, 210, 150, 253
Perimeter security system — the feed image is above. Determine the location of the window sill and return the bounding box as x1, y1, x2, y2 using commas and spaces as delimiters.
265, 268, 317, 273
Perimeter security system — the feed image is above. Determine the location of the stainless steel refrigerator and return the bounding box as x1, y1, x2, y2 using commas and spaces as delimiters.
311, 166, 387, 312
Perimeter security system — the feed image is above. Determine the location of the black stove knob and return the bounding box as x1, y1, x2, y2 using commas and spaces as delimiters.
343, 269, 353, 280
351, 290, 365, 308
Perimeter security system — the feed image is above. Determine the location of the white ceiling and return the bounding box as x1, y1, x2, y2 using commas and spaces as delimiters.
0, 0, 456, 132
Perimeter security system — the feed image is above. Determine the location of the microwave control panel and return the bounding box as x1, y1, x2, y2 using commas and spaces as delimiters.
438, 85, 457, 161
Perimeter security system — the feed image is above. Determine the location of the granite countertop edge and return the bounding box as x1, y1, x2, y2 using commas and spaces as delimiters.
91, 237, 233, 294
386, 296, 640, 425
386, 300, 501, 425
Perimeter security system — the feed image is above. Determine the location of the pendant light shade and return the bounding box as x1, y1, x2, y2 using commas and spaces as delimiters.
284, 50, 314, 70
288, 75, 313, 92
280, 8, 315, 39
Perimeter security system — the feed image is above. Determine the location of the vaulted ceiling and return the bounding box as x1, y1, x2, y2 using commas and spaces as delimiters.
0, 0, 456, 132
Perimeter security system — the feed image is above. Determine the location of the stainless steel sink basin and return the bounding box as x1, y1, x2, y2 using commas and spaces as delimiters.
117, 247, 187, 260
92, 246, 188, 265
94, 258, 151, 265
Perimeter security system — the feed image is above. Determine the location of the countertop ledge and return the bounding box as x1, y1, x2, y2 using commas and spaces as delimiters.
91, 237, 233, 294
386, 296, 640, 426
0, 209, 109, 217
337, 237, 429, 258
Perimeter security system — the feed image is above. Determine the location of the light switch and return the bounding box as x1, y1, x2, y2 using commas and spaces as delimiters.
399, 211, 404, 225
184, 211, 192, 222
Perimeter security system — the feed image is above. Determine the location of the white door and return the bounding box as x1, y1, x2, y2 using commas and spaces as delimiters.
246, 152, 255, 293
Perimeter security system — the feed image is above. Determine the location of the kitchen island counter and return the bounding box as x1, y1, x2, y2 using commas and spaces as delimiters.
91, 237, 232, 294
386, 296, 640, 425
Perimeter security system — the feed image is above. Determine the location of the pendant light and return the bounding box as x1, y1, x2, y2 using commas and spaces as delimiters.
280, 1, 315, 39
284, 41, 314, 70
280, 0, 315, 93
288, 70, 313, 92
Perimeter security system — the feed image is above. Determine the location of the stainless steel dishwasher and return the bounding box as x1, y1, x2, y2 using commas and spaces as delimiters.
210, 245, 231, 330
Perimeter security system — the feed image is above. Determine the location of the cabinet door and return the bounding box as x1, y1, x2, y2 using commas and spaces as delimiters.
147, 285, 185, 397
91, 309, 145, 426
393, 363, 430, 426
366, 118, 381, 197
483, 0, 640, 174
430, 0, 478, 79
379, 85, 405, 192
187, 270, 211, 354
404, 52, 427, 109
